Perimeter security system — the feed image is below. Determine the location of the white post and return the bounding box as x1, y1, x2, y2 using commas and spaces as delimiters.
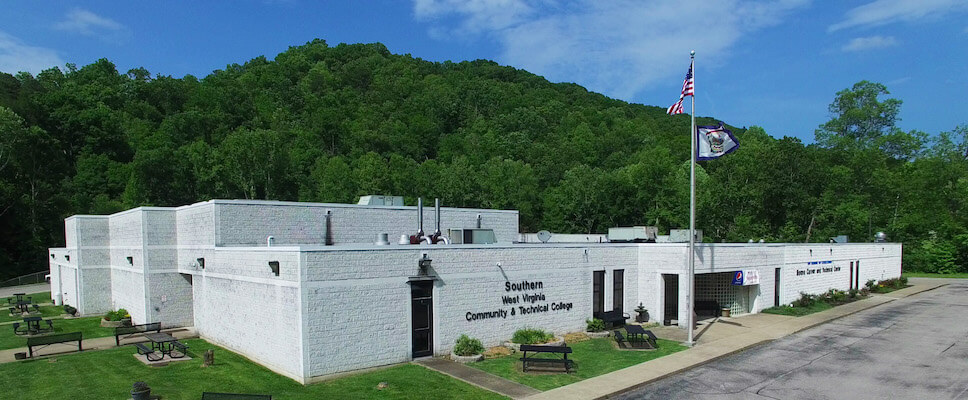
687, 50, 697, 347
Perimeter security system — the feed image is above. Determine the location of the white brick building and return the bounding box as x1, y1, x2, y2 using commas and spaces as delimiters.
48, 199, 901, 383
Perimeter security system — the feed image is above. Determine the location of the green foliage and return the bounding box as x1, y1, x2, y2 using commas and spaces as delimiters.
511, 328, 555, 345
0, 42, 965, 280
586, 318, 606, 332
103, 308, 129, 321
453, 334, 484, 356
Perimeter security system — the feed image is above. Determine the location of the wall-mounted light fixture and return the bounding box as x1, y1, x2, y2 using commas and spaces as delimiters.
126, 256, 134, 266
65, 255, 70, 261
418, 253, 432, 275
197, 258, 205, 269
268, 261, 280, 276
51, 254, 55, 259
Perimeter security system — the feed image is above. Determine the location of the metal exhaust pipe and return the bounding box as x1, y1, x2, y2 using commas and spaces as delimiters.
434, 198, 442, 237
417, 198, 425, 237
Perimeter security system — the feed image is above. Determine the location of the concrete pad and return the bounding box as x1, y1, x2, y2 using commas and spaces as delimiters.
416, 357, 541, 399
132, 353, 192, 366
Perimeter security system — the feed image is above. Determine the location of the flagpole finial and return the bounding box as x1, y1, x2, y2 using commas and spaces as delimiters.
690, 50, 695, 57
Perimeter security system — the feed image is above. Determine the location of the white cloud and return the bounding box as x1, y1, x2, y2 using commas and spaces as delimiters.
413, 0, 808, 100
54, 8, 124, 36
0, 31, 64, 75
829, 0, 968, 32
841, 35, 898, 52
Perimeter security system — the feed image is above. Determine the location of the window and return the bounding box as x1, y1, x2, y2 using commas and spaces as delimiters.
593, 271, 605, 315
613, 269, 625, 313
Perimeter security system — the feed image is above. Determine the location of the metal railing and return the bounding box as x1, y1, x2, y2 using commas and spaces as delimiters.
0, 271, 49, 288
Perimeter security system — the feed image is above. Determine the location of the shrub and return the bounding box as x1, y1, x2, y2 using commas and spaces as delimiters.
829, 289, 847, 304
848, 288, 859, 299
586, 318, 606, 332
792, 292, 815, 308
453, 334, 484, 356
104, 308, 130, 321
511, 328, 555, 344
117, 308, 130, 319
900, 276, 908, 286
865, 279, 877, 290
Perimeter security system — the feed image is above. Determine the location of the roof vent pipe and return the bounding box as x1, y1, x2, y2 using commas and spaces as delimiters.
476, 214, 482, 229
375, 233, 390, 245
434, 198, 442, 237
417, 198, 425, 238
267, 236, 275, 247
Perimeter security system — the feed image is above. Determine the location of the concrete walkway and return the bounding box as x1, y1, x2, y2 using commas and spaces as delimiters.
0, 327, 198, 363
0, 283, 50, 298
525, 281, 946, 400
416, 357, 541, 399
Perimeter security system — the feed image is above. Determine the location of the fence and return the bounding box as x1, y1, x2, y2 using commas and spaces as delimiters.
0, 271, 49, 288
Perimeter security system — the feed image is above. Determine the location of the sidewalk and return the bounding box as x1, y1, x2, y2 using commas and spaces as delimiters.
525, 281, 946, 400
416, 357, 541, 399
0, 327, 198, 363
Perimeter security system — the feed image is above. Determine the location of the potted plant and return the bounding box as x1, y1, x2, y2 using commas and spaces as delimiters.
451, 334, 485, 363
634, 303, 649, 323
131, 381, 151, 400
585, 318, 610, 338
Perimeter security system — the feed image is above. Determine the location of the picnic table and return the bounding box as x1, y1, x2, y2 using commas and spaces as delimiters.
141, 332, 188, 360
12, 300, 32, 313
624, 324, 658, 349
13, 293, 26, 302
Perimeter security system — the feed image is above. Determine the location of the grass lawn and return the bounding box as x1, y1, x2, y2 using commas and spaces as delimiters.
469, 338, 687, 391
761, 301, 834, 316
0, 339, 506, 400
0, 316, 114, 350
902, 272, 968, 279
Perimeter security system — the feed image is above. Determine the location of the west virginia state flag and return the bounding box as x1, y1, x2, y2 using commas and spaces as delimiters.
696, 122, 739, 160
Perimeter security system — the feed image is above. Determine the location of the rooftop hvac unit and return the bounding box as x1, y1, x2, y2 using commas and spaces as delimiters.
448, 229, 497, 244
669, 229, 703, 243
607, 226, 658, 243
357, 195, 404, 206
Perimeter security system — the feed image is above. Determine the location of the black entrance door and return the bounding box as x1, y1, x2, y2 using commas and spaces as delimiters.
774, 268, 781, 306
411, 280, 433, 358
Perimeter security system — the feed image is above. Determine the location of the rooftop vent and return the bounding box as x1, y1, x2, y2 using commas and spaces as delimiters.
607, 226, 658, 243
357, 195, 404, 206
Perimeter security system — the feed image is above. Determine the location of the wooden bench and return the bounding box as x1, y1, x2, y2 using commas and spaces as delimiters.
134, 342, 164, 362
519, 344, 574, 373
114, 322, 162, 346
26, 331, 82, 357
595, 310, 631, 328
201, 392, 272, 399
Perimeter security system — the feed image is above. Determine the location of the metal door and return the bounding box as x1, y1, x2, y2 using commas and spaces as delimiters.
411, 281, 433, 358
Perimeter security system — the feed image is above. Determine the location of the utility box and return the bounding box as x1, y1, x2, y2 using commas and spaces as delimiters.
607, 226, 658, 242
448, 229, 497, 244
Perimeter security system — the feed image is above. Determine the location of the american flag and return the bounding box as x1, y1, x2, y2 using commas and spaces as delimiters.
667, 61, 694, 115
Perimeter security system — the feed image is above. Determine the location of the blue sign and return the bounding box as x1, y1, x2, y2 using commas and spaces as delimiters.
731, 271, 744, 285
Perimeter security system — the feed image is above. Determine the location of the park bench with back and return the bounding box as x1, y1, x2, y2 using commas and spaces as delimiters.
519, 344, 575, 373
26, 331, 82, 357
594, 310, 630, 328
114, 322, 162, 346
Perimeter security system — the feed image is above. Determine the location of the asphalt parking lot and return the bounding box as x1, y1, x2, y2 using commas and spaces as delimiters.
617, 281, 968, 400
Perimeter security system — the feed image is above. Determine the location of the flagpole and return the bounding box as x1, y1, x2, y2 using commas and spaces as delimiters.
686, 50, 696, 347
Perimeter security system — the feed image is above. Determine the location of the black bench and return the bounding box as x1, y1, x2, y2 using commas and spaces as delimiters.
595, 310, 631, 328
614, 330, 626, 346
26, 331, 82, 357
695, 300, 720, 318
134, 342, 164, 362
201, 393, 272, 400
114, 322, 162, 346
171, 340, 189, 358
519, 344, 574, 373
12, 322, 29, 335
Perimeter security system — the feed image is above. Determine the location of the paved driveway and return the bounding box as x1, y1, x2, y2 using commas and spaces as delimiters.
0, 283, 50, 298
618, 281, 968, 400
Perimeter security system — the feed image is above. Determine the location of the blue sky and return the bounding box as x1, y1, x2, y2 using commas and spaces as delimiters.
1, 0, 966, 143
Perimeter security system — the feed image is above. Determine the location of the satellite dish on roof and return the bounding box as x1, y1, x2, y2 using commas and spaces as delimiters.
537, 230, 552, 243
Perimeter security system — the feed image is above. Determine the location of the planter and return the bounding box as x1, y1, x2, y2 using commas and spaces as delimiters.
131, 390, 151, 400
121, 317, 132, 327
450, 353, 483, 363
100, 318, 123, 328
635, 309, 650, 323
14, 352, 27, 360
720, 308, 731, 318
504, 337, 565, 352
586, 331, 611, 339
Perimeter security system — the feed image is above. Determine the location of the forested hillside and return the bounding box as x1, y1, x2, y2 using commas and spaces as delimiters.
0, 39, 965, 280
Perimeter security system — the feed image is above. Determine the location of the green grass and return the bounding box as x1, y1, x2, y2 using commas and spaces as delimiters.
761, 301, 834, 316
0, 316, 114, 350
902, 272, 968, 279
0, 339, 506, 400
469, 338, 687, 391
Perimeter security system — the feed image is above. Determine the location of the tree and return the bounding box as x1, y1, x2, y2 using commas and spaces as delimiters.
815, 81, 901, 148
